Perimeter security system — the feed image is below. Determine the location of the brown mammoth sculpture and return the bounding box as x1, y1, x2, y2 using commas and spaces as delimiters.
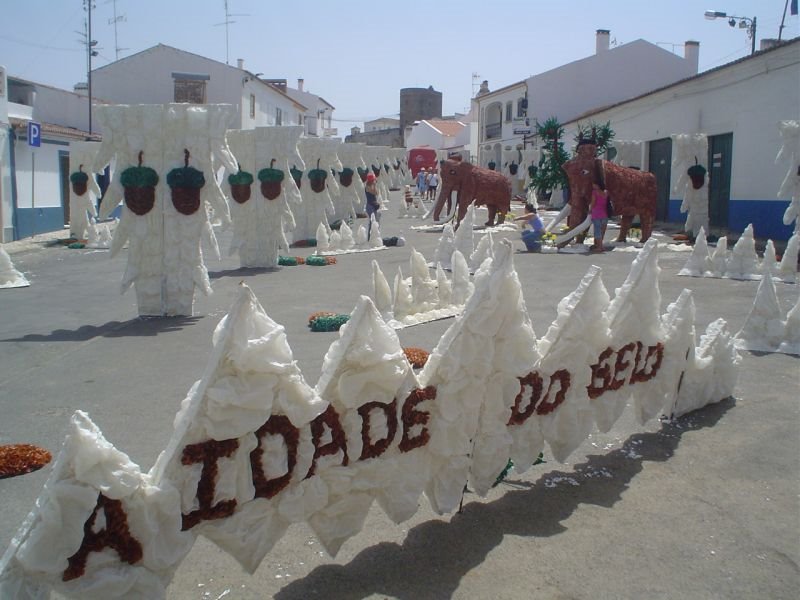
433, 159, 512, 227
561, 141, 657, 242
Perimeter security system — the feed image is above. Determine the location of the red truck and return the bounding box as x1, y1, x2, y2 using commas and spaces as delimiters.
407, 147, 438, 179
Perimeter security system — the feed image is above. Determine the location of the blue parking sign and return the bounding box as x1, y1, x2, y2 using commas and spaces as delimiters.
28, 121, 41, 147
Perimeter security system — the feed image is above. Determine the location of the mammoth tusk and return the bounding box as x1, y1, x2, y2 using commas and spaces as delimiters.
553, 214, 592, 246
544, 204, 571, 233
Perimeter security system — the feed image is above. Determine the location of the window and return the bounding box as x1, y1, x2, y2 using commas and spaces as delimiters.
505, 101, 512, 122
172, 73, 211, 104
250, 94, 256, 119
275, 107, 282, 126
517, 98, 527, 118
172, 73, 209, 104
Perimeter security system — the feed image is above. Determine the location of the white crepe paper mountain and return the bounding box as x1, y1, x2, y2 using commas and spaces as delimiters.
1, 241, 741, 598
0, 245, 30, 288
734, 275, 800, 355
679, 226, 797, 284
316, 218, 386, 255
372, 249, 472, 329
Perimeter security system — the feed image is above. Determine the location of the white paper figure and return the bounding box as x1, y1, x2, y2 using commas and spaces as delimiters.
672, 133, 709, 238
68, 141, 102, 240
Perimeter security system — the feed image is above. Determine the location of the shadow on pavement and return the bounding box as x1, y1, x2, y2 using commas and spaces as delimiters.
1, 316, 203, 342
275, 398, 734, 600
208, 266, 280, 280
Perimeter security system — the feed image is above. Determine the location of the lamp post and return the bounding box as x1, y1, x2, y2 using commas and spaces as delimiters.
704, 10, 757, 55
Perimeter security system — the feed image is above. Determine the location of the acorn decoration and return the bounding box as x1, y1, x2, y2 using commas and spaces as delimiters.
290, 166, 303, 189
167, 149, 205, 215
70, 165, 90, 196
308, 159, 328, 193
227, 164, 254, 204
357, 166, 369, 183
371, 165, 381, 178
488, 161, 496, 171
120, 151, 159, 216
339, 167, 354, 187
509, 162, 519, 176
257, 159, 284, 200
687, 157, 707, 190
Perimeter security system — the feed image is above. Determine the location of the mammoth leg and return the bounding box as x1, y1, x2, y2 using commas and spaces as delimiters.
432, 188, 448, 221
616, 215, 634, 242
485, 205, 497, 227
640, 213, 654, 242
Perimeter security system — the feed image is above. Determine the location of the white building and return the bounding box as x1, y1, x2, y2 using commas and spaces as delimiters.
405, 119, 466, 152
91, 44, 308, 130
562, 38, 800, 241
364, 117, 400, 132
474, 30, 700, 166
282, 78, 336, 137
1, 68, 100, 241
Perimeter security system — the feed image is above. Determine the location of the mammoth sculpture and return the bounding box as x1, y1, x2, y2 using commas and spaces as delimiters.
432, 158, 512, 227
561, 139, 657, 242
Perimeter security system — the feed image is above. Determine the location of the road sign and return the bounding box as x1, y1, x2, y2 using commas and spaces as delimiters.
28, 121, 41, 148
513, 127, 532, 136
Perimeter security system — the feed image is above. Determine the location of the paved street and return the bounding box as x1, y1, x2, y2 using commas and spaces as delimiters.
1, 191, 798, 599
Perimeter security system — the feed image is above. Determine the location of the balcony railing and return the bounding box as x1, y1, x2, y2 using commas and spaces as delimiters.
484, 122, 502, 140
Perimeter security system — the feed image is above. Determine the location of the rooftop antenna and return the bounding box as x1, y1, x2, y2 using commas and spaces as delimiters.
215, 0, 249, 65
106, 0, 128, 61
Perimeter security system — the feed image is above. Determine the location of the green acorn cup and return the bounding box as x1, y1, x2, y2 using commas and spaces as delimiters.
309, 159, 328, 193
228, 164, 254, 204
687, 158, 707, 190
120, 151, 159, 216
509, 162, 519, 176
70, 165, 90, 196
290, 166, 303, 189
357, 166, 369, 183
257, 159, 285, 200
167, 149, 205, 215
339, 167, 354, 187
371, 165, 381, 178
487, 161, 496, 171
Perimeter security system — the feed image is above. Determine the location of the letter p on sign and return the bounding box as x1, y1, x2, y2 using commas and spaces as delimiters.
28, 121, 41, 148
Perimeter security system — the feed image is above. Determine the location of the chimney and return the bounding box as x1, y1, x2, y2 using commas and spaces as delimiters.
684, 40, 700, 74
596, 29, 610, 54
237, 58, 244, 70
297, 78, 304, 92
760, 38, 780, 51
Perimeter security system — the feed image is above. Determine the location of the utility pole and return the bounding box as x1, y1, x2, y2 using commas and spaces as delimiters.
82, 0, 98, 134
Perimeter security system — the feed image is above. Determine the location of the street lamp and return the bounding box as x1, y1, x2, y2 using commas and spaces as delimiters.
704, 9, 757, 55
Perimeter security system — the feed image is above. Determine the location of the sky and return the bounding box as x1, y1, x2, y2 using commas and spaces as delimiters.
1, 0, 797, 134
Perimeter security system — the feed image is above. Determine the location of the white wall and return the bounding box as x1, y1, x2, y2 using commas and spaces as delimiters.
92, 45, 301, 131
527, 40, 696, 126
31, 84, 93, 133
405, 122, 444, 149
13, 143, 63, 210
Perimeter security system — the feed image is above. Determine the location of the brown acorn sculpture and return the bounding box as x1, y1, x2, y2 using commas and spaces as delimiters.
228, 164, 254, 204
70, 165, 89, 196
687, 158, 707, 190
290, 166, 303, 190
120, 151, 159, 216
339, 167, 354, 187
308, 159, 328, 193
257, 159, 284, 200
167, 149, 205, 215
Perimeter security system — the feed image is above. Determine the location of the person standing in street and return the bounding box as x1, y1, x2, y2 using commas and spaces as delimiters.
365, 172, 380, 238
427, 168, 439, 202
